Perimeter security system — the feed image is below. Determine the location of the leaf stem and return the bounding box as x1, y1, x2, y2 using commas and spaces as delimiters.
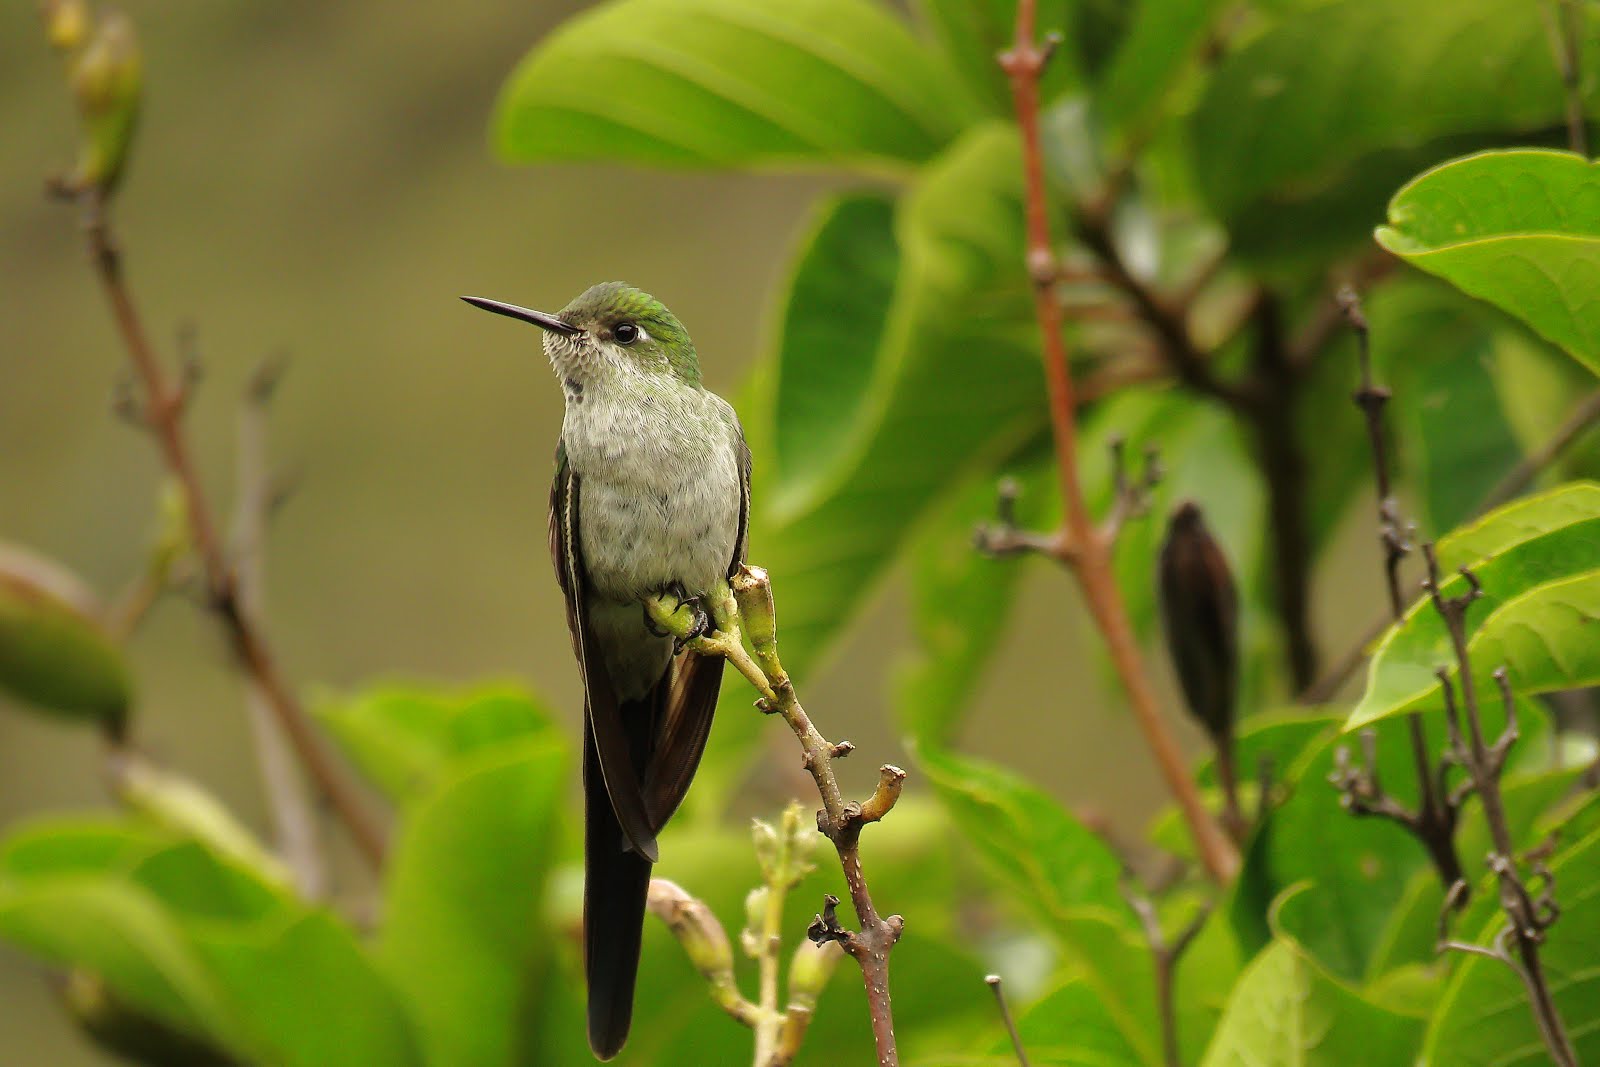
999, 0, 1239, 884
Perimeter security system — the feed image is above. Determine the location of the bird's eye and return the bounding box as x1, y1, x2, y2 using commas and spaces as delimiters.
613, 322, 640, 345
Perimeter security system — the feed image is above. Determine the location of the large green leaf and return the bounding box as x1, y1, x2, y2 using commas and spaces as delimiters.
750, 122, 1050, 679
0, 877, 235, 1044
494, 0, 980, 172
189, 910, 422, 1067
1433, 481, 1600, 572
377, 739, 567, 1067
893, 440, 1054, 749
1350, 486, 1600, 729
1189, 0, 1593, 262
1243, 728, 1431, 983
911, 0, 1079, 114
917, 745, 1129, 927
770, 192, 899, 502
1424, 822, 1600, 1065
1200, 936, 1421, 1066
1365, 280, 1526, 534
1002, 976, 1151, 1066
314, 683, 556, 804
1094, 0, 1225, 147
1377, 151, 1600, 375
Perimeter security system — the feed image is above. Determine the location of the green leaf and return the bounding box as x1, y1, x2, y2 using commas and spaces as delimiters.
315, 683, 556, 804
1424, 821, 1600, 1064
771, 193, 899, 501
377, 739, 567, 1067
1003, 976, 1149, 1066
917, 745, 1129, 927
189, 910, 422, 1067
1190, 0, 1591, 263
1200, 936, 1421, 1066
749, 121, 1049, 680
0, 877, 234, 1044
1094, 0, 1224, 146
1377, 150, 1600, 374
894, 440, 1053, 749
912, 0, 1079, 114
1366, 280, 1526, 533
1242, 729, 1430, 982
1434, 481, 1600, 573
494, 0, 980, 172
0, 817, 171, 879
1350, 493, 1600, 729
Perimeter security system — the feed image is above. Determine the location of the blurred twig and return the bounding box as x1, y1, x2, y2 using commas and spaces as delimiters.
232, 356, 328, 898
1121, 877, 1211, 1067
985, 975, 1031, 1067
991, 0, 1239, 883
49, 187, 386, 868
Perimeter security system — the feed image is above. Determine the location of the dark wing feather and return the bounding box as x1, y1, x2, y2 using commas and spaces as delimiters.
551, 447, 659, 862
642, 426, 752, 829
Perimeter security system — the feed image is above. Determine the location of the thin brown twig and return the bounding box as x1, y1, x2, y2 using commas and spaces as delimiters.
1327, 289, 1467, 892
63, 188, 387, 868
1542, 0, 1590, 156
1424, 548, 1577, 1067
997, 0, 1240, 883
1479, 387, 1600, 511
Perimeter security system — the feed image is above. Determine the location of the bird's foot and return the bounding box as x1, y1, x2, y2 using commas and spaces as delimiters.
644, 582, 710, 652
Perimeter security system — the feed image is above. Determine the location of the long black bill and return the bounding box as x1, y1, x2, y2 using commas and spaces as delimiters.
461, 295, 580, 336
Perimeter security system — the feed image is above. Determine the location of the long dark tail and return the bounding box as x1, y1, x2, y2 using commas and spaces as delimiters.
584, 698, 655, 1060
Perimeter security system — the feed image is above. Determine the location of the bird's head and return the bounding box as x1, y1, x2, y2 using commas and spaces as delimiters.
463, 282, 700, 387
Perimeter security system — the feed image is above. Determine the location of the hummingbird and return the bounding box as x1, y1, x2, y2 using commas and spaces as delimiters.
462, 283, 750, 1060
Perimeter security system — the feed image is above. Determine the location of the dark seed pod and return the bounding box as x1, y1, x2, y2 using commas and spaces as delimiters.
1157, 502, 1238, 747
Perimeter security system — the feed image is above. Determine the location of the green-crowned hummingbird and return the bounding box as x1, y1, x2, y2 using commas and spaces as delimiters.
463, 283, 749, 1060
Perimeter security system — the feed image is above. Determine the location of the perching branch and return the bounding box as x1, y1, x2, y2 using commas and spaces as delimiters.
1328, 290, 1466, 894
994, 0, 1241, 884
1423, 546, 1578, 1067
647, 567, 905, 1066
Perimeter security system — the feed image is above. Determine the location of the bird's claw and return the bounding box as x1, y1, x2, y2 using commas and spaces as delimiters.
643, 583, 710, 651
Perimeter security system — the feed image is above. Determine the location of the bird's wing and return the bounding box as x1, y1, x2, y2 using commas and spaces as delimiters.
551, 443, 660, 861
643, 425, 752, 829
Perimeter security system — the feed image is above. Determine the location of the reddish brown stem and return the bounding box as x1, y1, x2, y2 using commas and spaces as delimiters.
76, 194, 387, 869
1000, 2, 1239, 884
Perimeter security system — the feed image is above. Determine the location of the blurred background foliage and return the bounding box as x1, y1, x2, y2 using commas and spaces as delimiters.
4, 0, 1600, 1063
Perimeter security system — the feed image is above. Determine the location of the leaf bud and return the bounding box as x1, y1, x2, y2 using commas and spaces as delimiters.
786, 938, 844, 1007
730, 564, 777, 659
0, 543, 131, 732
39, 0, 91, 53
69, 10, 142, 194
1157, 501, 1238, 747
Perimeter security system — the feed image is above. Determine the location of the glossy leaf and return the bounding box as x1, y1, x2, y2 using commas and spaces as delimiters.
1350, 490, 1600, 729
917, 745, 1129, 927
1200, 936, 1421, 1066
494, 0, 980, 172
314, 683, 556, 804
378, 739, 567, 1067
189, 910, 422, 1067
1189, 0, 1592, 262
912, 0, 1079, 114
1377, 151, 1600, 374
770, 192, 898, 502
750, 122, 1049, 679
894, 440, 1053, 749
1425, 822, 1600, 1064
1434, 481, 1600, 573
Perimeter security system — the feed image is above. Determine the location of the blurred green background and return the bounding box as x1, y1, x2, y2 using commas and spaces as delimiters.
0, 4, 1388, 1061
